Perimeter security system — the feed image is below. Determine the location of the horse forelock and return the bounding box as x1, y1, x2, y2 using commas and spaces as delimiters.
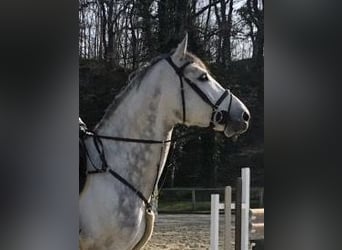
184, 52, 208, 71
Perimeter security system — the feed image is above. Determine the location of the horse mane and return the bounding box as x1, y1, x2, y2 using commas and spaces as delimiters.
95, 51, 207, 129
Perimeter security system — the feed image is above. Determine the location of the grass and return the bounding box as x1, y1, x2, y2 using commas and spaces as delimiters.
158, 201, 211, 213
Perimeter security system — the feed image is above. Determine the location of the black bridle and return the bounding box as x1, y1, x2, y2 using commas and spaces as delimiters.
165, 56, 232, 128
81, 56, 233, 210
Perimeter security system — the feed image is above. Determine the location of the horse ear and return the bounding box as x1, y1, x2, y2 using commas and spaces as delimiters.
173, 33, 188, 59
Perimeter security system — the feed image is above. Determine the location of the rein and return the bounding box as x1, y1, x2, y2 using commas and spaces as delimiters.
82, 56, 233, 210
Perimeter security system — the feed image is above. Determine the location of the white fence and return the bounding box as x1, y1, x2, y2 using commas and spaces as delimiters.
210, 168, 264, 250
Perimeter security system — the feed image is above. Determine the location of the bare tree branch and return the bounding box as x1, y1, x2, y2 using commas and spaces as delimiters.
194, 0, 229, 17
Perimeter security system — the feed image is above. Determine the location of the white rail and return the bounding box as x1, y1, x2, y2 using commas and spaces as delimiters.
210, 168, 257, 250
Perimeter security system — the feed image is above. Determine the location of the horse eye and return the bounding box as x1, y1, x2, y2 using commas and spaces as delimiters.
198, 73, 208, 81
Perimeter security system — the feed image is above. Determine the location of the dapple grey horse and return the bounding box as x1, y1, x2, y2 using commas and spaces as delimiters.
79, 34, 250, 250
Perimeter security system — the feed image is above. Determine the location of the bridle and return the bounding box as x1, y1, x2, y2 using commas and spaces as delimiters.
81, 56, 233, 210
165, 56, 232, 128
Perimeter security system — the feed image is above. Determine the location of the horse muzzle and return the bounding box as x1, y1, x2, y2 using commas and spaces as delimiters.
211, 107, 250, 138
223, 110, 250, 139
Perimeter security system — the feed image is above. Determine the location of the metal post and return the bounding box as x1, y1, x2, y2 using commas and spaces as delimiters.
210, 194, 220, 250
224, 186, 232, 250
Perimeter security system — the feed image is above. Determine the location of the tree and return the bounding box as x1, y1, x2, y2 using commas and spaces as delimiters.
214, 0, 234, 69
238, 0, 264, 65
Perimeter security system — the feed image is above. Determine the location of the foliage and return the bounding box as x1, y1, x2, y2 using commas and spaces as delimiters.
79, 0, 264, 66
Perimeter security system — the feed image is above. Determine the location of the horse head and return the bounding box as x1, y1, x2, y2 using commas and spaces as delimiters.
164, 34, 250, 139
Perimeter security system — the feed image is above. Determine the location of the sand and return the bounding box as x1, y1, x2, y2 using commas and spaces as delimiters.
144, 214, 229, 250
144, 213, 264, 250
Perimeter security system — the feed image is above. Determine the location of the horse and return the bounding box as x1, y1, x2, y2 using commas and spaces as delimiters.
79, 34, 250, 250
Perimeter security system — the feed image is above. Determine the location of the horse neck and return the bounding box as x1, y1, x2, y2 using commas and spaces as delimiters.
87, 73, 177, 199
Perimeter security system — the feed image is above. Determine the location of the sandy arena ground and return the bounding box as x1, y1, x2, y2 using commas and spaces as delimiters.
144, 214, 231, 250
144, 213, 264, 250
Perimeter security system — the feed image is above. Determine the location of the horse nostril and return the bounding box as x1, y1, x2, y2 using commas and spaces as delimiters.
242, 112, 250, 122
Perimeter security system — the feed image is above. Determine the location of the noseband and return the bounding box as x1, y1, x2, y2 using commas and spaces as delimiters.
165, 56, 232, 128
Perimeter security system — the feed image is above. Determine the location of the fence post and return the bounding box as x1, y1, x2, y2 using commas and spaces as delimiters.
224, 186, 232, 250
241, 168, 250, 250
192, 189, 196, 211
259, 188, 264, 208
210, 194, 220, 250
235, 178, 242, 250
